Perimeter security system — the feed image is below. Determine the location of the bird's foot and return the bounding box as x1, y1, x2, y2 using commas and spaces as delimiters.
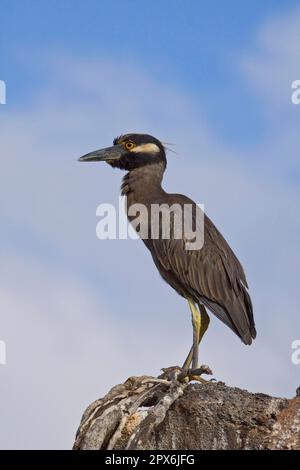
159, 366, 187, 383
187, 366, 215, 384
159, 364, 213, 384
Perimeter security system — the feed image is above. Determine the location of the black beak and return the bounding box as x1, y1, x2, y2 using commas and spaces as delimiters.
78, 144, 124, 162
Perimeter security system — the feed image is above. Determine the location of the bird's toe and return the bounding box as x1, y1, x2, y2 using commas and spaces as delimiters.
159, 364, 214, 383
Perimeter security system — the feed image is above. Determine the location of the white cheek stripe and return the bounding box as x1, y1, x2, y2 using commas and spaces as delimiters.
131, 143, 160, 153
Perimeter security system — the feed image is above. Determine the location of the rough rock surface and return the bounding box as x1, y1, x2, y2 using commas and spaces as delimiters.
73, 374, 300, 450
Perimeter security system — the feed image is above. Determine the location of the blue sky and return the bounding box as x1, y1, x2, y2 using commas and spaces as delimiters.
0, 0, 300, 450
2, 0, 299, 143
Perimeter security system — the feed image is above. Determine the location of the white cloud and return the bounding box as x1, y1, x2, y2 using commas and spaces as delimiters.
242, 6, 300, 108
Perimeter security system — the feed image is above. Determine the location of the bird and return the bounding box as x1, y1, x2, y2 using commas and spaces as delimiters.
79, 133, 256, 376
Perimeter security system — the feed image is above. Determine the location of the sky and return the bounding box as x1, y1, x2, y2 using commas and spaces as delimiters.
0, 0, 300, 450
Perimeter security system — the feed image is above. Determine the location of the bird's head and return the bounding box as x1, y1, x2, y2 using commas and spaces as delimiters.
79, 133, 167, 171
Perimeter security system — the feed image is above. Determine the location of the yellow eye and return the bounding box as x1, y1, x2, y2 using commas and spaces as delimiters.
125, 141, 135, 150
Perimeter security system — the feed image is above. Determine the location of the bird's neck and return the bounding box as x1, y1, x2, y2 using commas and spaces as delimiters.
121, 163, 165, 203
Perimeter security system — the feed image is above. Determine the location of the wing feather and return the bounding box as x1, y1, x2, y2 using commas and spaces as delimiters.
149, 202, 256, 344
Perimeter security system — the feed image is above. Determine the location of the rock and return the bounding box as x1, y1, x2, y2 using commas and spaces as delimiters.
73, 375, 300, 450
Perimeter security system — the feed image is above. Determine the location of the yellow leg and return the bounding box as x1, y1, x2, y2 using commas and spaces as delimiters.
182, 303, 210, 370
189, 300, 201, 370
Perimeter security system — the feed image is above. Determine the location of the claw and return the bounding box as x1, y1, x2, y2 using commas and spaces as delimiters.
190, 365, 213, 376
159, 364, 214, 384
178, 364, 213, 382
